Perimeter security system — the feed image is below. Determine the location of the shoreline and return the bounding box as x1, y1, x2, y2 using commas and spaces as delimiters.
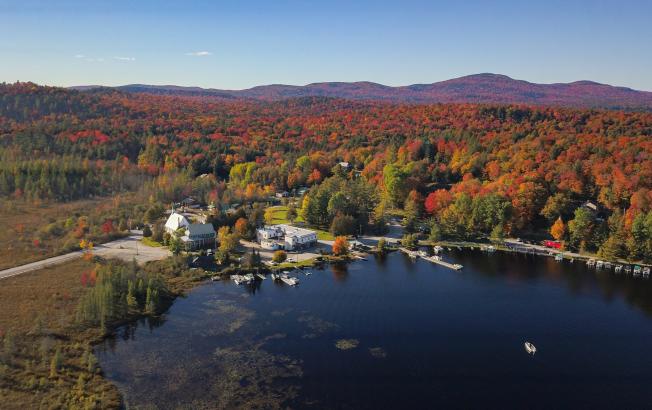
423, 239, 652, 268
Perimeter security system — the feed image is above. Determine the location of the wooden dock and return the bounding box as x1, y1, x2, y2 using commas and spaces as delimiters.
399, 248, 463, 271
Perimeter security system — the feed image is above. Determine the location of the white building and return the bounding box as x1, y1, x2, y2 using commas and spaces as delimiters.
165, 212, 190, 234
165, 212, 215, 250
180, 223, 216, 251
256, 224, 317, 251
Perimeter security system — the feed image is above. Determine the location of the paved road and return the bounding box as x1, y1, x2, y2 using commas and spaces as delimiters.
0, 233, 170, 281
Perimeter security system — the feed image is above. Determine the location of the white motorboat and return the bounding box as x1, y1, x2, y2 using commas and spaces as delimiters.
280, 274, 299, 286
271, 273, 280, 281
524, 341, 537, 355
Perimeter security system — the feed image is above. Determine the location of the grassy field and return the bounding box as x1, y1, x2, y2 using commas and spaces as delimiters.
0, 254, 207, 409
265, 205, 335, 241
141, 237, 163, 247
0, 197, 133, 271
0, 258, 121, 409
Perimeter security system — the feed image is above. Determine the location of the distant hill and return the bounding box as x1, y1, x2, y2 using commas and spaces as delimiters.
71, 74, 652, 110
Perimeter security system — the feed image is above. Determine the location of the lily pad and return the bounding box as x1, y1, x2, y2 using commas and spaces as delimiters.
335, 339, 359, 350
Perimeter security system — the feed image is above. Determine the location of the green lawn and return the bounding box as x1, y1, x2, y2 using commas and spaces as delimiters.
142, 237, 163, 247
267, 205, 290, 224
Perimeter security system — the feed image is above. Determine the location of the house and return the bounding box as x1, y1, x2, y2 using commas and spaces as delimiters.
582, 201, 598, 214
281, 225, 317, 250
581, 200, 606, 222
165, 212, 190, 234
256, 224, 317, 251
180, 223, 216, 251
275, 191, 289, 198
338, 161, 350, 169
257, 226, 284, 242
296, 187, 309, 196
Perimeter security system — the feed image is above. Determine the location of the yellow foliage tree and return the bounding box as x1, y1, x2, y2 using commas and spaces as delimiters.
550, 217, 566, 241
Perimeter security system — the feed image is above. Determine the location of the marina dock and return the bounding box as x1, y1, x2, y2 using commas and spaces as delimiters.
399, 248, 463, 270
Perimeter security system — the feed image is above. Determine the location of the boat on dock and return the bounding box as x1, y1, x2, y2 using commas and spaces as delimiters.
604, 262, 612, 270
554, 254, 563, 261
633, 266, 642, 276
586, 259, 596, 267
400, 247, 420, 259
231, 274, 252, 285
615, 264, 623, 273
433, 245, 443, 254
624, 265, 632, 274
256, 273, 266, 280
524, 341, 537, 355
280, 274, 299, 286
271, 273, 280, 281
596, 260, 604, 269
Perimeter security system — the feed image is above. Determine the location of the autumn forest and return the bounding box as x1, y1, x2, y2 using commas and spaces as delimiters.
1, 81, 652, 262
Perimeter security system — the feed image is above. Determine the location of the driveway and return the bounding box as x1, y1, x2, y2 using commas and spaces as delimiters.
239, 239, 329, 263
0, 233, 170, 280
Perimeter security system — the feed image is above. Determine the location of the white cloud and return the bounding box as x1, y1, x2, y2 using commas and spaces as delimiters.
75, 54, 105, 62
114, 56, 136, 61
185, 51, 212, 56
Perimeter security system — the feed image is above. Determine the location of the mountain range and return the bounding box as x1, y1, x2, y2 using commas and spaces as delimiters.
73, 74, 652, 110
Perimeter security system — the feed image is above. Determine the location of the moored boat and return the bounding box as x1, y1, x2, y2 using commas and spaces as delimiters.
280, 274, 299, 286
524, 341, 537, 355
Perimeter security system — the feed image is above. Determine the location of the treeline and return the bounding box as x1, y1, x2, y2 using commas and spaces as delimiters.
0, 156, 146, 201
301, 173, 384, 235
76, 260, 169, 328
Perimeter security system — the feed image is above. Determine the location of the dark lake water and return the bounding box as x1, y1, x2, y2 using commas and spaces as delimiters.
95, 250, 652, 409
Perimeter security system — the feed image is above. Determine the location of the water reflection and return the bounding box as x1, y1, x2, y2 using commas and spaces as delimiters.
331, 262, 349, 282
96, 250, 652, 409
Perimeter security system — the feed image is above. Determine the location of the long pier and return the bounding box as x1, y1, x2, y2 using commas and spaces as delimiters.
399, 248, 463, 271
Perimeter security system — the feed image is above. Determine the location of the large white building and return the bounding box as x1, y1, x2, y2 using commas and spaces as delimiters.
164, 212, 215, 250
180, 223, 216, 251
256, 224, 317, 251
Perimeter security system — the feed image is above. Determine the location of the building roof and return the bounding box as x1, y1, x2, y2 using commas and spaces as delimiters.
186, 223, 216, 236
277, 224, 316, 238
165, 212, 190, 231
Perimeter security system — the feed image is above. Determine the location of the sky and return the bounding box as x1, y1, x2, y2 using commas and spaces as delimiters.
1, 0, 651, 90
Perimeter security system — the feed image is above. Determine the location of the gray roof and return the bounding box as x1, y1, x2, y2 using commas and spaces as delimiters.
186, 223, 216, 236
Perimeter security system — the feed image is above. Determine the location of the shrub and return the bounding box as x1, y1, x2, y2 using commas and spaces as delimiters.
272, 250, 287, 263
332, 236, 349, 256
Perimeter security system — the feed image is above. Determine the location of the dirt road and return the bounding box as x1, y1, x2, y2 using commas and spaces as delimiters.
0, 233, 170, 280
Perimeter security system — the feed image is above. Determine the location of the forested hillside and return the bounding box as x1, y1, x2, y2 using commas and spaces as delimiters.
2, 82, 652, 261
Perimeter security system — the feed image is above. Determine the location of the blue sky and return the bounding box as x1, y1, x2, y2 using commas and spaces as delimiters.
1, 0, 651, 90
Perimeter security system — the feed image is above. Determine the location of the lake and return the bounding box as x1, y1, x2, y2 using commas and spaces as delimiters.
95, 250, 652, 409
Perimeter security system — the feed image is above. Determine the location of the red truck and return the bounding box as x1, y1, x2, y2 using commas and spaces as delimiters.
543, 240, 562, 249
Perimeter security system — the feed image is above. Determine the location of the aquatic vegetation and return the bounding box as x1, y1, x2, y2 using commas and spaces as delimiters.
212, 341, 303, 409
369, 347, 387, 358
335, 339, 359, 350
298, 314, 339, 339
